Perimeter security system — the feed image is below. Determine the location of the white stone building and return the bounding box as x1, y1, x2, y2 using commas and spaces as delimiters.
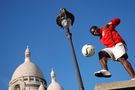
8, 47, 63, 90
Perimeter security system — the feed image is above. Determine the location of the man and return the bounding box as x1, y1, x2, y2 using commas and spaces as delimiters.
90, 18, 135, 79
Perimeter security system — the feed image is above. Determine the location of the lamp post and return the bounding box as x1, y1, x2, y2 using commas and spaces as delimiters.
56, 8, 84, 90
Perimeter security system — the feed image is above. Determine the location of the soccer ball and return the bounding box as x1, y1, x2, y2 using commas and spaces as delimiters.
82, 44, 95, 57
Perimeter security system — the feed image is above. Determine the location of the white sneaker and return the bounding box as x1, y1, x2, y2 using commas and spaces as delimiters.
131, 78, 135, 80
94, 69, 111, 78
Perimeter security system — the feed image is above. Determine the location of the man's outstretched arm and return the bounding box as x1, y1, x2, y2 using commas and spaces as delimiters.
103, 18, 120, 30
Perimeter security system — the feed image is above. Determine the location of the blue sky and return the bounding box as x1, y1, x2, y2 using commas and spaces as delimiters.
1, 0, 135, 90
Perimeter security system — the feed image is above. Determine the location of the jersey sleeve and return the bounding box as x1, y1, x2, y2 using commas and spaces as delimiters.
107, 18, 120, 31
110, 18, 120, 26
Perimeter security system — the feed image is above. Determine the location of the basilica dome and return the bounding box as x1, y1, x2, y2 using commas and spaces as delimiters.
47, 69, 64, 90
11, 47, 44, 80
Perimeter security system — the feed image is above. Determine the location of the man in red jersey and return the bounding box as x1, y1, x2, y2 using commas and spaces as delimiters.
90, 18, 135, 79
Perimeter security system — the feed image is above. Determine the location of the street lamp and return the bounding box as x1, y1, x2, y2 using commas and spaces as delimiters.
56, 8, 84, 90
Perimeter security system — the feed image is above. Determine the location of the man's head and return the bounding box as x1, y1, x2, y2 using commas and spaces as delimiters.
90, 26, 101, 36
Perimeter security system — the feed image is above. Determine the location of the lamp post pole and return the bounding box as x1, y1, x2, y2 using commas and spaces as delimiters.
56, 8, 84, 90
65, 27, 84, 90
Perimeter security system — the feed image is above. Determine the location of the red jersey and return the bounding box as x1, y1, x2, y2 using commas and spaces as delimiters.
100, 18, 126, 47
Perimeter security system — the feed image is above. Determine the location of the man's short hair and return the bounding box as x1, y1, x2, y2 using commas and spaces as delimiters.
90, 25, 98, 35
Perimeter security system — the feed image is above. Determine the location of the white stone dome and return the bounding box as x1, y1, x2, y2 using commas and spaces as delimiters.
47, 69, 64, 90
11, 60, 44, 80
11, 47, 44, 80
47, 82, 64, 90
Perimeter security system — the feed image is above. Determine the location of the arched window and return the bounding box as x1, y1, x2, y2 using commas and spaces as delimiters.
14, 84, 20, 90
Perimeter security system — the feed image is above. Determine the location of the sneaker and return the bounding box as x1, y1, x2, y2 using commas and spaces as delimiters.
94, 69, 111, 78
131, 78, 135, 80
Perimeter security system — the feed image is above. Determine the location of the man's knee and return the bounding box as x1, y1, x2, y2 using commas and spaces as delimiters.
98, 51, 111, 60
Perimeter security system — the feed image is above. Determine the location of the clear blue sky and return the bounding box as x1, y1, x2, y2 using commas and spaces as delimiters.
1, 0, 135, 90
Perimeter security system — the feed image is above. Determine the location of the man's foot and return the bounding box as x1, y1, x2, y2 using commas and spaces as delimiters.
94, 69, 111, 78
